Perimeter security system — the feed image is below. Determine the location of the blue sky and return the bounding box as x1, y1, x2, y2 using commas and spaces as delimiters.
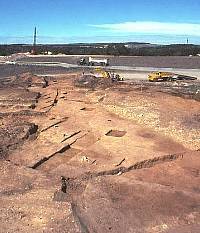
0, 0, 200, 44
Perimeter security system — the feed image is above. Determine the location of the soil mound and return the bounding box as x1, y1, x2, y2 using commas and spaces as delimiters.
0, 72, 48, 88
74, 74, 113, 89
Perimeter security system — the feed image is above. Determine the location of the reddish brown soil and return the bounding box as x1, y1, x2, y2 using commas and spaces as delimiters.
0, 72, 199, 233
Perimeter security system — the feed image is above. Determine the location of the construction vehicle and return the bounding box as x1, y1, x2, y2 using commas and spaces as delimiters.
93, 68, 110, 78
77, 57, 109, 66
88, 57, 109, 66
148, 71, 197, 82
110, 73, 124, 81
148, 72, 177, 82
92, 68, 124, 81
77, 57, 87, 65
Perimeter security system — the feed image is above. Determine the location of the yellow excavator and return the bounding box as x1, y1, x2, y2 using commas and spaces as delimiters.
92, 68, 124, 81
93, 68, 110, 78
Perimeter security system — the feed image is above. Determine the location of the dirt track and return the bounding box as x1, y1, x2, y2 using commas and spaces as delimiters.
0, 71, 199, 233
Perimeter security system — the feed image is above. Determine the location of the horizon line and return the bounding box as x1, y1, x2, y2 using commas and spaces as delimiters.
0, 42, 199, 46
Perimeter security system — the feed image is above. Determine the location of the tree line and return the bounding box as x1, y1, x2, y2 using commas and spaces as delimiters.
1, 43, 200, 56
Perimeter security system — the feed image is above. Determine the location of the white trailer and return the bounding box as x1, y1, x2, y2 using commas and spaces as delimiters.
88, 57, 109, 66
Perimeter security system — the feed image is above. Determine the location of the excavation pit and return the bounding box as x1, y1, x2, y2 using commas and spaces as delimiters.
105, 130, 127, 137
80, 107, 95, 111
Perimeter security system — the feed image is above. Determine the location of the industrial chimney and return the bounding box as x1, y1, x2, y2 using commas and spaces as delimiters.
31, 27, 37, 55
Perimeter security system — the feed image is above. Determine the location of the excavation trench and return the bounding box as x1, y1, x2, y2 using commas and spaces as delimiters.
44, 89, 59, 113
40, 117, 68, 132
80, 107, 95, 111
76, 152, 185, 182
106, 130, 127, 137
52, 151, 187, 204
29, 130, 87, 170
30, 144, 70, 169
52, 150, 189, 231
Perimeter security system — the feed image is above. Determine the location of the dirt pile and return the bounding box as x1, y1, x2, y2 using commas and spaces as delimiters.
0, 88, 40, 110
0, 73, 47, 115
13, 72, 48, 88
0, 72, 48, 88
74, 74, 114, 89
0, 122, 38, 159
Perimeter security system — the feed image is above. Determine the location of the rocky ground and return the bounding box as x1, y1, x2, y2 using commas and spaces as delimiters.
0, 72, 199, 233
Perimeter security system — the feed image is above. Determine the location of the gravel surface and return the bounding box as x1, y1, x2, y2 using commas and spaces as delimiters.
1, 55, 200, 81
0, 64, 78, 79
19, 55, 200, 69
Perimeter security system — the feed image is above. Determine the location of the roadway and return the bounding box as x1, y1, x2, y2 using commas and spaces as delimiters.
1, 55, 200, 80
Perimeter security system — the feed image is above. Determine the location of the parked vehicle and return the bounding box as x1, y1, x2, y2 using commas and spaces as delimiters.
77, 57, 109, 66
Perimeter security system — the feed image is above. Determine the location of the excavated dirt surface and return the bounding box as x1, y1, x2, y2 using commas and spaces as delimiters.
0, 72, 199, 233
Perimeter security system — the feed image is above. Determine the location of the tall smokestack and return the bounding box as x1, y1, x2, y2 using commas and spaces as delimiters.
31, 27, 37, 54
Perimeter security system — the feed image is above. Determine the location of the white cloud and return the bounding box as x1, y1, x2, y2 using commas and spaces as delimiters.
90, 21, 200, 36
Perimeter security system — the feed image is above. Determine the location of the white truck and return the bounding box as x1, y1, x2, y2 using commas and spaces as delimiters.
78, 56, 109, 66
